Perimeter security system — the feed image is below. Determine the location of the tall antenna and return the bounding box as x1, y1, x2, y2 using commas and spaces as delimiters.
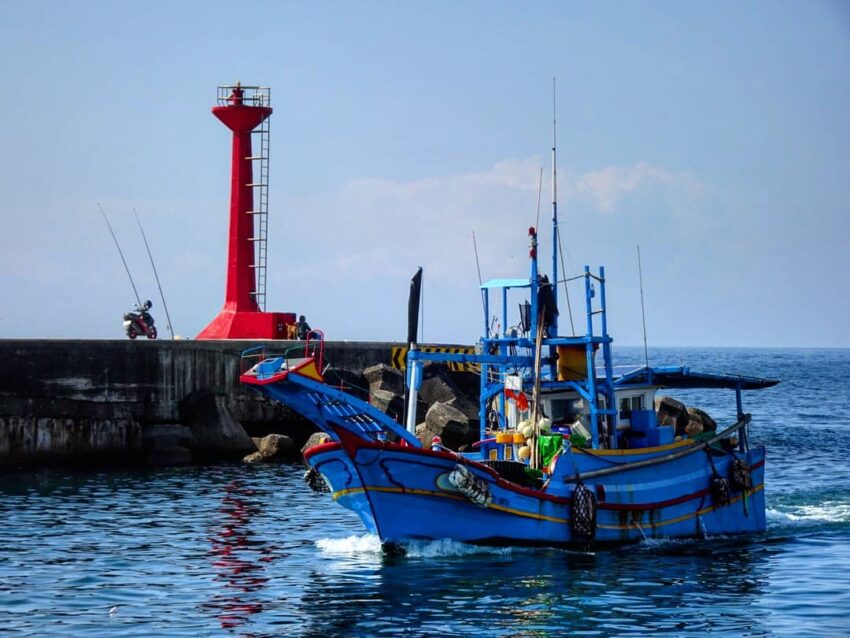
534, 166, 544, 230
98, 203, 142, 308
637, 244, 650, 369
472, 230, 488, 318
134, 210, 175, 339
551, 77, 559, 334
551, 78, 576, 334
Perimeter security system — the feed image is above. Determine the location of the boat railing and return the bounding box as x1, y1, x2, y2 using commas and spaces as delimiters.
563, 414, 752, 483
239, 343, 317, 374
305, 329, 325, 372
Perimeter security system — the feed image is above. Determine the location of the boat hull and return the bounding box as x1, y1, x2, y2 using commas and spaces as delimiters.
305, 436, 766, 547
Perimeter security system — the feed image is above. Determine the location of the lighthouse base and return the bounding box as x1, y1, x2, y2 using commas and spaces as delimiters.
196, 310, 296, 340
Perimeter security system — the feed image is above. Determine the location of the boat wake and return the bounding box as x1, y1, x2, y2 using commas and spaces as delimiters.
315, 534, 382, 556
315, 534, 516, 558
767, 499, 850, 528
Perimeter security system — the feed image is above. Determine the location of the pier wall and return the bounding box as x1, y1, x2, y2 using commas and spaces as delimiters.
0, 339, 400, 467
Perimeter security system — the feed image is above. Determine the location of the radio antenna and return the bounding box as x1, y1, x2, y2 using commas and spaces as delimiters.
551, 77, 558, 334
534, 166, 543, 230
472, 231, 486, 319
99, 203, 142, 309
637, 244, 650, 369
135, 210, 175, 339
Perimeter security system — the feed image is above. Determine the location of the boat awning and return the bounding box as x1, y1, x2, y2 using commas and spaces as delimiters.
604, 365, 779, 391
480, 278, 531, 290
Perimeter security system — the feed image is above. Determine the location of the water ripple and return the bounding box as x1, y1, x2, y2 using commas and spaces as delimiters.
0, 348, 848, 636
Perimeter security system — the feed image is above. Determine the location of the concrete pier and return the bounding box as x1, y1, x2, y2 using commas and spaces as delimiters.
0, 339, 401, 467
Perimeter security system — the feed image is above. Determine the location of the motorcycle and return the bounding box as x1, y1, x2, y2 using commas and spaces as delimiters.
124, 300, 157, 340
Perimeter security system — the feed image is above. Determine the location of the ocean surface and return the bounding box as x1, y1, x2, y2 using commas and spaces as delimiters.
1, 347, 848, 637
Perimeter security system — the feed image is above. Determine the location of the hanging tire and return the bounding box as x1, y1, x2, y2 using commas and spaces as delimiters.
730, 458, 752, 491
571, 484, 597, 540
711, 476, 730, 506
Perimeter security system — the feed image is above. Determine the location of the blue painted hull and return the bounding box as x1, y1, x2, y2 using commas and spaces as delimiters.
305, 438, 765, 547
243, 360, 766, 548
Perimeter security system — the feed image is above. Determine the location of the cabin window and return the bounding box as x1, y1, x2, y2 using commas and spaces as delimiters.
619, 395, 644, 420
549, 398, 584, 424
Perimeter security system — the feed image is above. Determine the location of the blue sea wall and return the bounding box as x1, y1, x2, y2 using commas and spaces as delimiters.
0, 339, 398, 467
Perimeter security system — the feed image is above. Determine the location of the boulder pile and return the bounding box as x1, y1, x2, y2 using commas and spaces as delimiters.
655, 396, 718, 437
364, 364, 405, 420
300, 362, 481, 457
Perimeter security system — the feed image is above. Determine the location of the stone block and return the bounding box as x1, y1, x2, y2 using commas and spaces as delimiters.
418, 401, 470, 449
363, 363, 405, 396
369, 388, 404, 420
687, 407, 717, 432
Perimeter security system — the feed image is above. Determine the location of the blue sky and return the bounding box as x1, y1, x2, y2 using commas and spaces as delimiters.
0, 1, 848, 347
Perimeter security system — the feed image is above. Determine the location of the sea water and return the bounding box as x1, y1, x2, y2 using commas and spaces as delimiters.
1, 347, 848, 637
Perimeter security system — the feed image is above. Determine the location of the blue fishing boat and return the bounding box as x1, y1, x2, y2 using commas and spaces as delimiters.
240, 220, 776, 549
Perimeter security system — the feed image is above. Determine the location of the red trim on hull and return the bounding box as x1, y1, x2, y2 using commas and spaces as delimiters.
303, 441, 342, 461
305, 436, 766, 513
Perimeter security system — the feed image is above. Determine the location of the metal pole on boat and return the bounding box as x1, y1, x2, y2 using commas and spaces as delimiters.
599, 266, 616, 449
551, 77, 559, 335
405, 347, 420, 435
473, 231, 487, 319
584, 266, 599, 447
404, 268, 423, 434
529, 228, 539, 339
637, 245, 649, 369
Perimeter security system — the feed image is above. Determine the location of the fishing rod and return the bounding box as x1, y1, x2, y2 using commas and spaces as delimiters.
134, 210, 175, 339
99, 203, 142, 309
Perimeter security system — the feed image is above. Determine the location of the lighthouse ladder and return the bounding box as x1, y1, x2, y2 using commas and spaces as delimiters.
247, 86, 271, 311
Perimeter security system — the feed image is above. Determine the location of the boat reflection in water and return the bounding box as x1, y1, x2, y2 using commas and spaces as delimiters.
295, 534, 776, 636
205, 480, 272, 631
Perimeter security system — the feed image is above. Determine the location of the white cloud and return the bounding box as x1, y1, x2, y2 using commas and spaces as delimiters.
271, 157, 707, 342
571, 161, 703, 213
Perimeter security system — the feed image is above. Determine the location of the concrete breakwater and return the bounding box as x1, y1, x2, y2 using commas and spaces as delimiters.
0, 339, 407, 467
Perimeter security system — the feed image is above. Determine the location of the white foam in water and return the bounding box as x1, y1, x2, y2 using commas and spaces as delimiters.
315, 534, 514, 558
402, 538, 514, 558
767, 500, 850, 527
315, 534, 383, 555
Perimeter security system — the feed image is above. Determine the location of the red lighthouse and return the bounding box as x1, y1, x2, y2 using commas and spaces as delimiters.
197, 83, 295, 340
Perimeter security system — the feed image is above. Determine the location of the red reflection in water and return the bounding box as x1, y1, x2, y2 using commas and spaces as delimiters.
204, 480, 275, 632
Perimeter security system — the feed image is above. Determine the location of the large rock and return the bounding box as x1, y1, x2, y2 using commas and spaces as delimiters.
687, 407, 717, 432
419, 369, 459, 405
243, 433, 294, 463
416, 401, 470, 450
179, 391, 256, 461
420, 366, 479, 421
363, 364, 405, 396
301, 431, 332, 457
655, 396, 690, 435
684, 415, 704, 437
369, 388, 405, 421
258, 433, 294, 458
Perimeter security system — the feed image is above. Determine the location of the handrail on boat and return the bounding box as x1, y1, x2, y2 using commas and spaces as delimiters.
240, 331, 327, 375
240, 345, 268, 374
563, 414, 752, 483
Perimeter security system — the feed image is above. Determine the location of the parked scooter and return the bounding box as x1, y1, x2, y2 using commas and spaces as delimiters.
124, 300, 157, 339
